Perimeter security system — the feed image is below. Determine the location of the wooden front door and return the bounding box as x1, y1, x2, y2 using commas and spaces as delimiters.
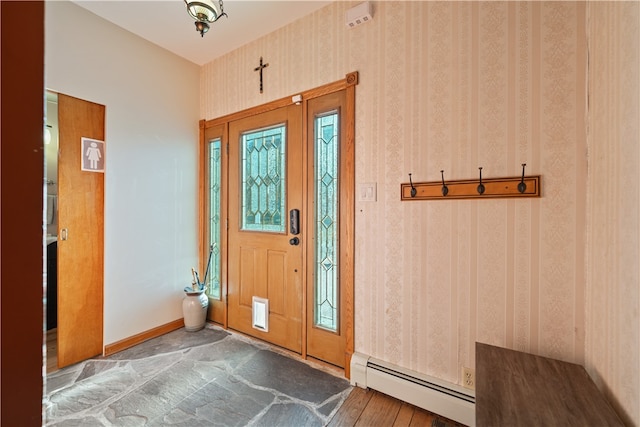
227, 104, 303, 352
57, 93, 104, 368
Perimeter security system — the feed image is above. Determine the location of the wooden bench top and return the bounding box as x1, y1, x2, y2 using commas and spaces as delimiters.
476, 342, 623, 426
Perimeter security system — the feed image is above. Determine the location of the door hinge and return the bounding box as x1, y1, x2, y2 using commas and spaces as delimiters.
226, 218, 229, 230
226, 143, 229, 154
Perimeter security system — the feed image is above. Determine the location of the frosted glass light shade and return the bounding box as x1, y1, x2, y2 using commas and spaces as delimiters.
185, 0, 221, 23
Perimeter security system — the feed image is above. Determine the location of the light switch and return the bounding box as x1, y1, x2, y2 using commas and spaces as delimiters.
358, 182, 377, 202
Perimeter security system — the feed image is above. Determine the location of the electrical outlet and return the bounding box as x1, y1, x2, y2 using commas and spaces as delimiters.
462, 367, 475, 390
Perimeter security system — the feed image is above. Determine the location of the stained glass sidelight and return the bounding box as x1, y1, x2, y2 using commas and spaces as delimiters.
241, 125, 286, 233
207, 138, 222, 299
314, 112, 339, 332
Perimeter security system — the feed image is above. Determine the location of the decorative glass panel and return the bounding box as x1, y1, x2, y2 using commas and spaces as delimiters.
314, 112, 339, 332
207, 138, 222, 299
241, 125, 286, 233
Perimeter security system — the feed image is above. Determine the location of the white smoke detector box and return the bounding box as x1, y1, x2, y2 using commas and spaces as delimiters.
346, 2, 372, 28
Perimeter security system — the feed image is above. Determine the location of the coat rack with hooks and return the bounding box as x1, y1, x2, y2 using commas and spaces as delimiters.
402, 164, 541, 201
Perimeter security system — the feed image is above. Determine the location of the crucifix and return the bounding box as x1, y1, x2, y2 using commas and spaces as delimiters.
254, 56, 269, 94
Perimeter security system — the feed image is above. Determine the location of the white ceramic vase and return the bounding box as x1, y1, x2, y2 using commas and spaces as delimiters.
183, 289, 208, 331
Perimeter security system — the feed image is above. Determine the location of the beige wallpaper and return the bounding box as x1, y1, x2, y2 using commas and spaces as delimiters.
201, 2, 638, 423
586, 2, 639, 425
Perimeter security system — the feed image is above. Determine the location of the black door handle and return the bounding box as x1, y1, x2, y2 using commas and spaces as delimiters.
289, 237, 300, 246
290, 209, 300, 235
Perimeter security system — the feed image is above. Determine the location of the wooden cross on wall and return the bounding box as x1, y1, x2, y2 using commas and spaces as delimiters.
254, 56, 269, 94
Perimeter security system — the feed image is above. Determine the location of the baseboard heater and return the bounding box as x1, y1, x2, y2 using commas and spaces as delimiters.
350, 353, 476, 426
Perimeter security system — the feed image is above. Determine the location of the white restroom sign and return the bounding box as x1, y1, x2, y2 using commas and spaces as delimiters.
81, 137, 105, 173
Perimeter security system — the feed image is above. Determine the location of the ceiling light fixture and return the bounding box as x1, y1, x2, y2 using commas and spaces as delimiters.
184, 0, 227, 37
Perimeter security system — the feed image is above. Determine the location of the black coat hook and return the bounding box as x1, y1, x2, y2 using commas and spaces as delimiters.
440, 170, 448, 196
518, 163, 527, 193
409, 173, 417, 197
477, 167, 485, 194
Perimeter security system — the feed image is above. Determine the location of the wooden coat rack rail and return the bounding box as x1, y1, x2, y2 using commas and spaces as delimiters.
401, 175, 541, 201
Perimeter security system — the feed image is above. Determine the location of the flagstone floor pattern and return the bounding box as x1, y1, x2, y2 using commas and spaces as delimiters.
44, 325, 352, 426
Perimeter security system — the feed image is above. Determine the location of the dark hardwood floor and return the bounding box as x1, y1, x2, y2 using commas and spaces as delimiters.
327, 387, 467, 427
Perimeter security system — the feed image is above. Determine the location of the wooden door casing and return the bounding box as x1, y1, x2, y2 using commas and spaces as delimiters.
201, 73, 357, 375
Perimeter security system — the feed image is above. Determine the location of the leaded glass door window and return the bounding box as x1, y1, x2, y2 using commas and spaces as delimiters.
203, 123, 228, 326
314, 112, 339, 332
241, 125, 286, 233
207, 137, 222, 300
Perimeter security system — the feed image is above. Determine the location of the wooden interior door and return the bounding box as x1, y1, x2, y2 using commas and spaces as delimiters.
57, 93, 104, 368
227, 104, 303, 352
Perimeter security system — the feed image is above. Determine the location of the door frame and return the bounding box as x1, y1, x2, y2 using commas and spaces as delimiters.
199, 72, 358, 376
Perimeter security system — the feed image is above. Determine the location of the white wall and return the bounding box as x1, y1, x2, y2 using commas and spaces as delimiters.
45, 1, 200, 345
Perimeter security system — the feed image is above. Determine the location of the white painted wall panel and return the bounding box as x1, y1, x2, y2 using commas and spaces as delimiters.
45, 1, 200, 346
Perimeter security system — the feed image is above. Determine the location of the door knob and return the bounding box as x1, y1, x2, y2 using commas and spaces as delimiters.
289, 237, 300, 246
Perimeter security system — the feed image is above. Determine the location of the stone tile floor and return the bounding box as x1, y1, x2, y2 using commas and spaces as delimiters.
44, 325, 352, 426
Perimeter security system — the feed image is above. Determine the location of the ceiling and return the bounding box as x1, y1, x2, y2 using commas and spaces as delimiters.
72, 0, 333, 66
